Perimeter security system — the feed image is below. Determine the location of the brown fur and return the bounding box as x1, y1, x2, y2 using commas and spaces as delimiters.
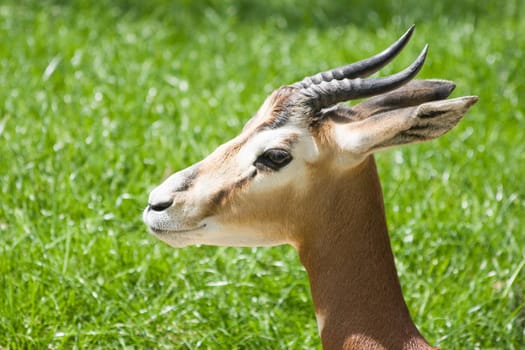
146, 77, 477, 349
298, 156, 436, 350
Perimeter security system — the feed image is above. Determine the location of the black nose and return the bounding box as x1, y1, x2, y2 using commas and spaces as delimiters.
149, 199, 174, 212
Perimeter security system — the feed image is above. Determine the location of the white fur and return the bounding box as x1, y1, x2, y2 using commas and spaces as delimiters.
144, 124, 320, 248
239, 126, 319, 193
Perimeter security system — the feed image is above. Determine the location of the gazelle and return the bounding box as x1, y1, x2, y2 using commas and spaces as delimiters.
143, 26, 477, 349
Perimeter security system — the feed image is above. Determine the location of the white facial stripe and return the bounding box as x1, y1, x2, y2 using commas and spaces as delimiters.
234, 127, 319, 196
144, 113, 320, 248
238, 126, 318, 167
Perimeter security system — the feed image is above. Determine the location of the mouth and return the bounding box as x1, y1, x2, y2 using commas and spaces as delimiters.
148, 225, 207, 236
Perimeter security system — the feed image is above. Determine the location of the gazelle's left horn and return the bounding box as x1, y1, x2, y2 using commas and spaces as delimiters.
293, 25, 416, 89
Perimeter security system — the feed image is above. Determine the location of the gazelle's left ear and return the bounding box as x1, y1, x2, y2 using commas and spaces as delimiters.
332, 95, 478, 155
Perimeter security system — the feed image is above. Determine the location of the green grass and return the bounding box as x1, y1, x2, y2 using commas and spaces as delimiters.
1, 0, 524, 348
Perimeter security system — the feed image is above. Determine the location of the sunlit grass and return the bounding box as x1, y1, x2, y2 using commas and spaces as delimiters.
0, 0, 524, 349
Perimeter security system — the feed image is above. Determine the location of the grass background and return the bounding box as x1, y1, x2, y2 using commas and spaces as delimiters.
0, 0, 524, 348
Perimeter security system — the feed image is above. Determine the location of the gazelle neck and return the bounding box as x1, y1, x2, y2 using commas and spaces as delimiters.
296, 156, 435, 350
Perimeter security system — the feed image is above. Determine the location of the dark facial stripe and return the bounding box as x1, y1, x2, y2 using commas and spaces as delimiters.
209, 169, 257, 209
254, 86, 297, 131
256, 110, 291, 131
174, 163, 200, 192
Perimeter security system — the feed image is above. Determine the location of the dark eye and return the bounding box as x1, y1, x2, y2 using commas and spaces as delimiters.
254, 149, 293, 171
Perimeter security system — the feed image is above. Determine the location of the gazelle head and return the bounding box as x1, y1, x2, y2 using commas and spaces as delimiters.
143, 26, 477, 248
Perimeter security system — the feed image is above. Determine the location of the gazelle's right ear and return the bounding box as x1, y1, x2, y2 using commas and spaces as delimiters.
332, 93, 478, 155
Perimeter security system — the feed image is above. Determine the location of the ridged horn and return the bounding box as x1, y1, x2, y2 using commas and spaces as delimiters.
293, 25, 415, 89
300, 45, 428, 111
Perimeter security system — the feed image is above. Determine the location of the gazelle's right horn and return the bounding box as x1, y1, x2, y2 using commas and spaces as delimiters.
299, 45, 428, 111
